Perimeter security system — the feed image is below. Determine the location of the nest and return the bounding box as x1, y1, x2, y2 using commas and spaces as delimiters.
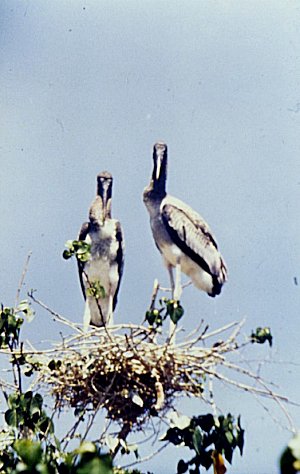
38, 321, 244, 428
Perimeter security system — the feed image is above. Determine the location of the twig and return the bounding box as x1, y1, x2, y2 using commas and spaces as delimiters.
120, 441, 169, 469
81, 403, 102, 443
159, 280, 192, 292
111, 424, 131, 459
28, 292, 82, 333
201, 320, 244, 342
202, 368, 298, 405
149, 279, 160, 311
15, 251, 32, 307
208, 375, 217, 418
62, 410, 87, 450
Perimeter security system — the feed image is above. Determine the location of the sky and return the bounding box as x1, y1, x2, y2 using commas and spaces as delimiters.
1, 1, 300, 472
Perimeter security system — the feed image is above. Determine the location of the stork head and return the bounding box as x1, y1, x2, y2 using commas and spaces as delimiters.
143, 142, 168, 203
89, 172, 113, 226
152, 142, 167, 183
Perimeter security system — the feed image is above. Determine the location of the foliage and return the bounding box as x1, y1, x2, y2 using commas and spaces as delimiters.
162, 413, 244, 474
5, 391, 53, 436
250, 327, 273, 347
0, 437, 114, 474
62, 240, 91, 263
0, 286, 284, 473
280, 433, 300, 474
0, 300, 114, 474
145, 297, 184, 328
0, 301, 33, 350
86, 280, 106, 299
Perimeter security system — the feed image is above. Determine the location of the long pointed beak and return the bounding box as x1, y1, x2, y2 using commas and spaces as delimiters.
156, 155, 162, 180
100, 189, 108, 225
154, 142, 167, 181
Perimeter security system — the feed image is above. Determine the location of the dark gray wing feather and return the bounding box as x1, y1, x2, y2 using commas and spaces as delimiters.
161, 198, 227, 282
77, 222, 90, 300
113, 221, 124, 310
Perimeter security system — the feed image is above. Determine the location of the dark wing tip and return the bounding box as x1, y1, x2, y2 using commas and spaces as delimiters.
77, 222, 90, 300
78, 222, 90, 240
113, 221, 125, 311
208, 259, 228, 297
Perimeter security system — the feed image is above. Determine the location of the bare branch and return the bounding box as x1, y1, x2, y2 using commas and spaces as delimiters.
15, 251, 32, 307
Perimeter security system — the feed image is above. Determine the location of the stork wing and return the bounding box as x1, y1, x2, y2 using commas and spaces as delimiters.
77, 221, 90, 300
113, 221, 125, 311
161, 196, 226, 278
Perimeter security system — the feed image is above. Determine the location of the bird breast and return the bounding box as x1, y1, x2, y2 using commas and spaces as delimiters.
83, 221, 120, 293
89, 220, 119, 260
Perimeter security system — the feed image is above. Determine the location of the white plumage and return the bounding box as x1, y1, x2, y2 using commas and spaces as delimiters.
143, 142, 227, 303
78, 173, 124, 330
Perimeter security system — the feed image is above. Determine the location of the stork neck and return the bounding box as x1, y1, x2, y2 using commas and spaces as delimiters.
152, 167, 167, 197
150, 182, 166, 200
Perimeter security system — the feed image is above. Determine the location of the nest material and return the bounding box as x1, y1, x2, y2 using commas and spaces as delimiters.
39, 324, 228, 427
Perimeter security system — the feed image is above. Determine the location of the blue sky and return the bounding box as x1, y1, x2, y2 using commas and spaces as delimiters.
1, 1, 300, 472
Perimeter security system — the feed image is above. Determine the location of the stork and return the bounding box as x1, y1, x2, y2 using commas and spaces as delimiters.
78, 172, 124, 330
143, 142, 227, 317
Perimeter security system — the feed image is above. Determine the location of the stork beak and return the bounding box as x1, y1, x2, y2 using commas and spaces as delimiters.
156, 156, 162, 180
155, 144, 166, 180
101, 188, 109, 225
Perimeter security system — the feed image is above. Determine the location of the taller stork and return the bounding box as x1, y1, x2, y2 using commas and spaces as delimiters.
78, 172, 124, 330
143, 142, 227, 305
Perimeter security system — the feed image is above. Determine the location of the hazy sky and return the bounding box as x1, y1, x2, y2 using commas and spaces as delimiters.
1, 1, 300, 472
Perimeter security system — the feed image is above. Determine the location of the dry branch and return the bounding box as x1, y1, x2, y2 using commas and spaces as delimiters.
0, 315, 291, 434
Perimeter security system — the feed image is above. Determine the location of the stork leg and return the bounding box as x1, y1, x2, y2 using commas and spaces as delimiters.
167, 264, 175, 296
166, 264, 177, 344
83, 300, 91, 332
174, 258, 182, 302
168, 259, 183, 345
106, 293, 114, 327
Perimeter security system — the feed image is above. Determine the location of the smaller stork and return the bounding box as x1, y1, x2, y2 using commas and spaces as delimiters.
143, 142, 227, 310
78, 172, 124, 330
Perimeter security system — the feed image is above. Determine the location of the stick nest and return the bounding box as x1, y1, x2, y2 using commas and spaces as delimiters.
38, 323, 234, 427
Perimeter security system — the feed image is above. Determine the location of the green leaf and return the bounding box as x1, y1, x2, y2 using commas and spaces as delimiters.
14, 439, 43, 468
161, 427, 183, 446
38, 415, 54, 435
23, 391, 33, 403
280, 446, 297, 474
76, 456, 113, 474
146, 307, 163, 327
196, 414, 215, 433
33, 393, 43, 409
75, 442, 97, 454
63, 250, 72, 260
65, 240, 75, 249
236, 416, 244, 455
86, 281, 106, 299
7, 393, 19, 409
192, 426, 203, 455
5, 408, 17, 427
63, 240, 91, 263
224, 446, 233, 464
177, 459, 188, 473
166, 300, 184, 324
225, 431, 234, 446
250, 327, 273, 346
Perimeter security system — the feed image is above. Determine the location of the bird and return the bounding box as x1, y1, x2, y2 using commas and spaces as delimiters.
143, 142, 227, 307
78, 171, 124, 330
